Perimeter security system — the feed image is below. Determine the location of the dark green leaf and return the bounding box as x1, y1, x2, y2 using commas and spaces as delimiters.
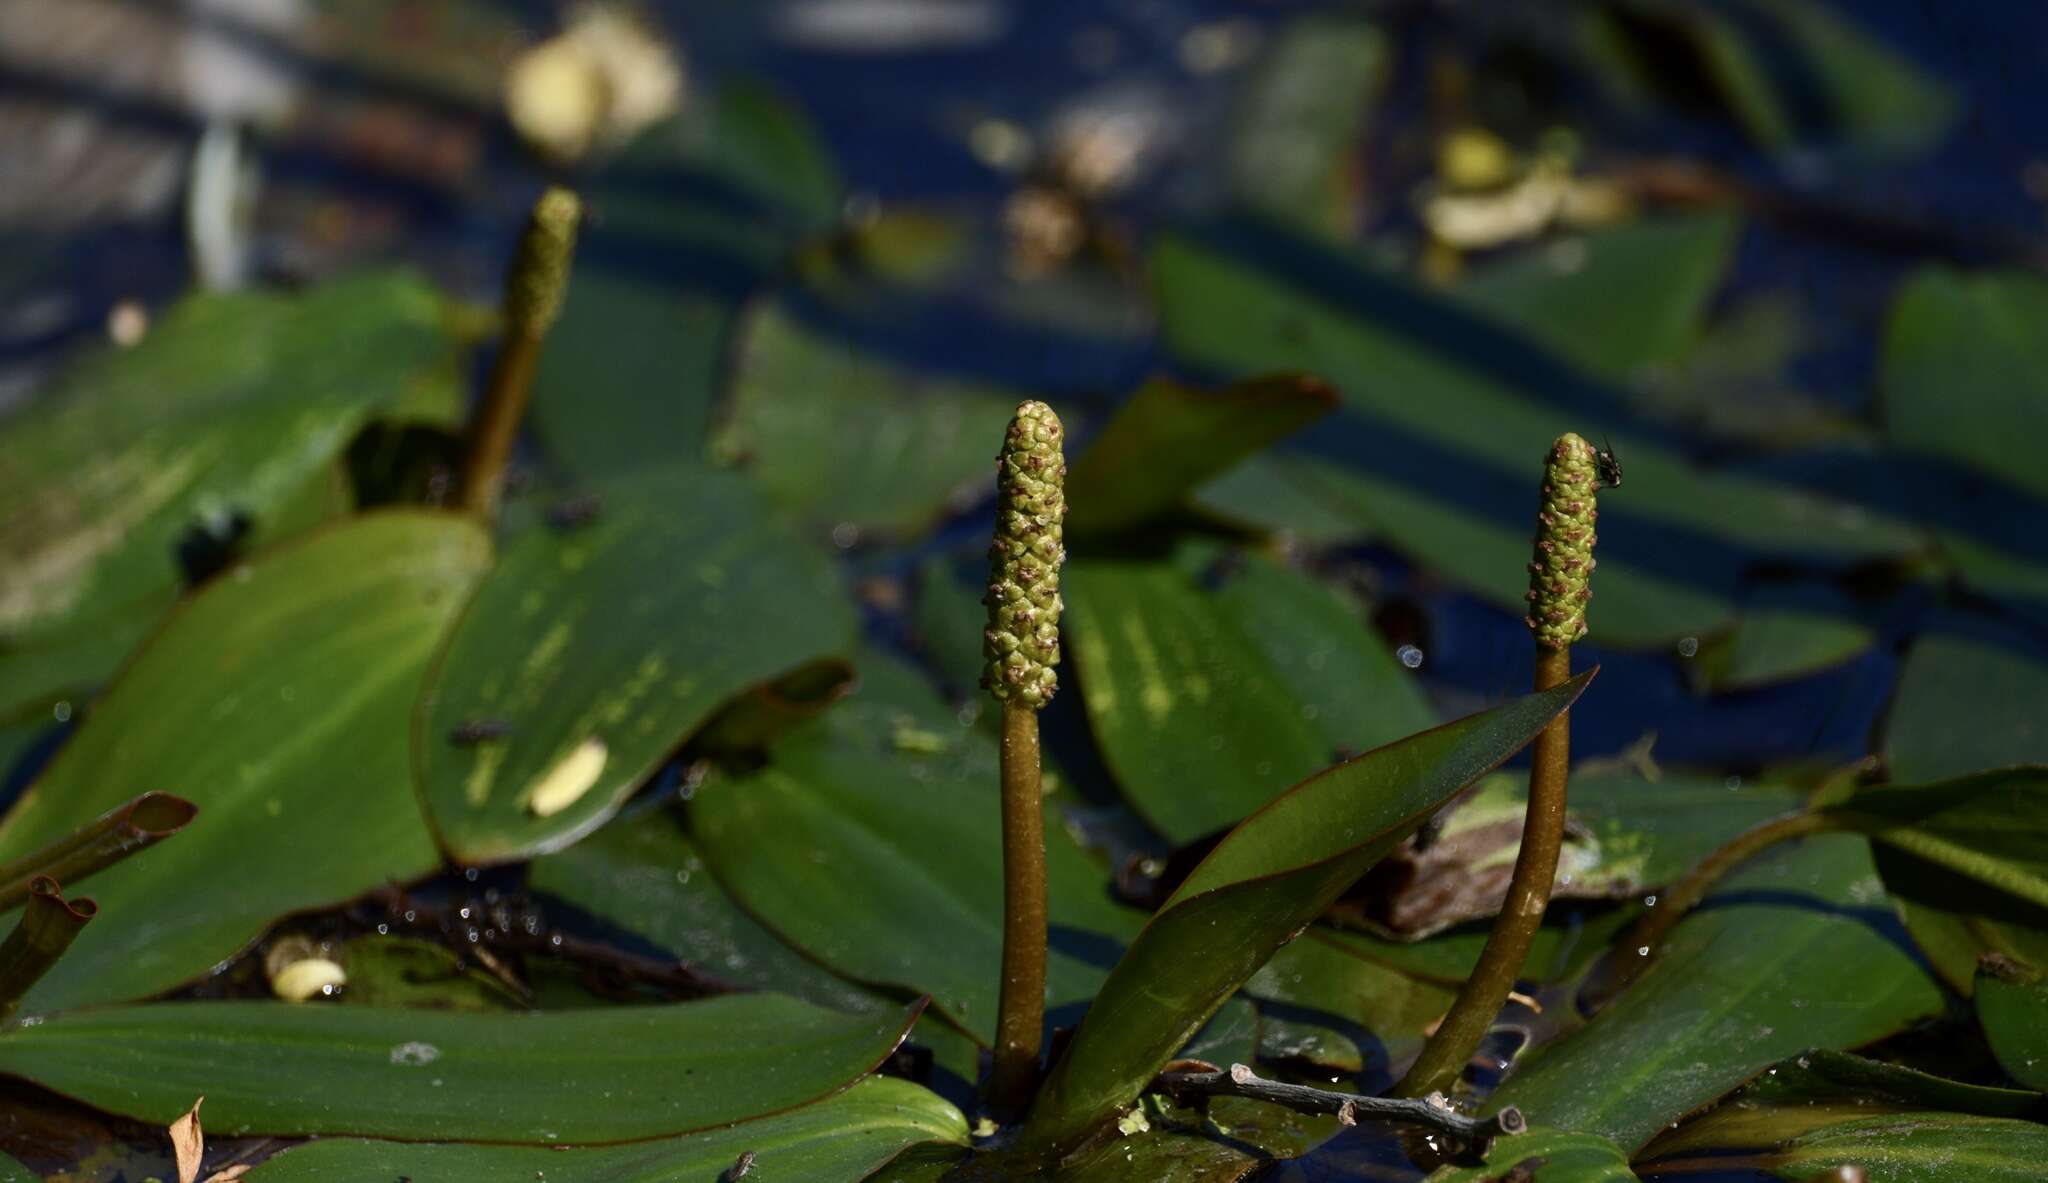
1490, 835, 1946, 1152
1833, 768, 2048, 912
1874, 845, 2048, 996
1883, 269, 2048, 503
1693, 602, 1874, 690
1223, 12, 1387, 238
1065, 375, 1336, 537
241, 1075, 963, 1182
418, 465, 855, 862
0, 1151, 28, 1183
529, 804, 886, 1014
0, 514, 489, 1013
0, 995, 920, 1140
1425, 1129, 1637, 1183
1246, 932, 1451, 1080
1065, 548, 1432, 843
1154, 232, 1923, 646
713, 301, 1024, 538
337, 936, 525, 1012
1023, 673, 1591, 1150
1761, 1113, 2048, 1182
1885, 636, 2048, 784
0, 271, 454, 704
1322, 909, 1633, 988
1455, 213, 1738, 382
1977, 963, 2048, 1091
689, 651, 1144, 1044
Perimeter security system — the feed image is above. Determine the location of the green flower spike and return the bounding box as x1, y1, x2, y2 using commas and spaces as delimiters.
1525, 432, 1600, 651
983, 400, 1067, 710
504, 187, 582, 336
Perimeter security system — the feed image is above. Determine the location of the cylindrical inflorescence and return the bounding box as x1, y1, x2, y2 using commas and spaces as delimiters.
982, 400, 1067, 711
1525, 432, 1600, 651
504, 187, 582, 336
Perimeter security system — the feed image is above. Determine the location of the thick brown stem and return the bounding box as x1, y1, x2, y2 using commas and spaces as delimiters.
1396, 646, 1573, 1098
0, 878, 97, 1023
458, 331, 542, 518
988, 702, 1048, 1117
1611, 810, 1836, 990
0, 792, 196, 912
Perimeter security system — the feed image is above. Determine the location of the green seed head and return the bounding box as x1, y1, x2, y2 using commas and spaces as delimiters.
505, 187, 582, 335
983, 401, 1067, 710
1525, 432, 1600, 650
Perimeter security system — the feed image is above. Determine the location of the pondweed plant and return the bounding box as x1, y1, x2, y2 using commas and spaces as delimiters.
0, 169, 2045, 1183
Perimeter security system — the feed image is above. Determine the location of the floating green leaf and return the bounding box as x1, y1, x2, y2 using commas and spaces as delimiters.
714, 300, 1024, 538
1223, 11, 1386, 238
1490, 835, 1945, 1152
529, 804, 886, 1014
418, 465, 856, 863
1875, 843, 2048, 996
1833, 768, 2048, 913
242, 1075, 963, 1182
690, 651, 1144, 1045
1425, 1129, 1638, 1183
0, 1152, 29, 1183
1883, 268, 2048, 502
1066, 375, 1336, 537
0, 995, 920, 1140
1885, 635, 2048, 784
1246, 933, 1451, 1081
1024, 673, 1591, 1150
0, 271, 454, 708
337, 936, 525, 1012
1065, 547, 1432, 843
0, 514, 488, 1013
1977, 964, 2048, 1092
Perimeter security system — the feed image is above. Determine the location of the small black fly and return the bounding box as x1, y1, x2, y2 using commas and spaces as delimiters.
1594, 435, 1623, 489
448, 718, 511, 746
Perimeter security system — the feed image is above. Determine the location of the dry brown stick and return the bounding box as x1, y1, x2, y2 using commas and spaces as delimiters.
1158, 1063, 1527, 1145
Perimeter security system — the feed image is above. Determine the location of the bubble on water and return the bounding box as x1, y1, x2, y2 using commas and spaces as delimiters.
1636, 946, 1650, 957
1643, 894, 1658, 907
1676, 636, 1699, 658
390, 1041, 441, 1066
1396, 645, 1424, 670
52, 701, 71, 723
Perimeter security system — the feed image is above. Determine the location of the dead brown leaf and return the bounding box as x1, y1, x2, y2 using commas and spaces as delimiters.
169, 1096, 204, 1183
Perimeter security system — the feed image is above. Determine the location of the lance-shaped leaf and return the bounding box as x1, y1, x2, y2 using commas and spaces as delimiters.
239, 1075, 963, 1181
1489, 835, 1945, 1152
0, 514, 488, 1014
1885, 635, 2048, 784
1065, 374, 1336, 537
0, 271, 456, 712
1022, 672, 1592, 1150
0, 995, 921, 1141
1639, 1050, 2046, 1181
417, 465, 856, 863
1829, 767, 2048, 911
1977, 962, 2048, 1092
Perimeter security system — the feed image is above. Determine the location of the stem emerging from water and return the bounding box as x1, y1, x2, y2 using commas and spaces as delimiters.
460, 187, 581, 520
1396, 433, 1602, 1099
0, 878, 97, 1024
980, 401, 1066, 1117
990, 703, 1049, 1115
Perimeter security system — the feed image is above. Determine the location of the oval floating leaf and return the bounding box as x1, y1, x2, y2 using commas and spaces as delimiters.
1490, 835, 1945, 1152
1065, 375, 1337, 537
1425, 1129, 1637, 1183
242, 1075, 964, 1182
1066, 548, 1432, 844
529, 805, 886, 1015
1885, 634, 2048, 784
0, 994, 920, 1141
1024, 672, 1591, 1150
0, 513, 489, 1013
690, 652, 1144, 1044
0, 271, 453, 651
418, 465, 856, 862
1977, 963, 2048, 1092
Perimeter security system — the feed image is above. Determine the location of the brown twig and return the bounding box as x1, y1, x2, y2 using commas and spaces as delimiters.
1157, 1063, 1526, 1147
0, 792, 196, 912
